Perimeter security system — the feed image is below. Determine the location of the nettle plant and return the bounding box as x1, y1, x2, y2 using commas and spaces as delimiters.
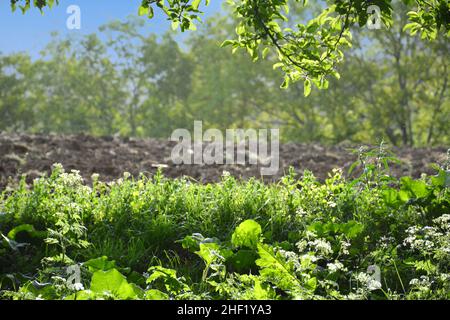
9, 0, 450, 95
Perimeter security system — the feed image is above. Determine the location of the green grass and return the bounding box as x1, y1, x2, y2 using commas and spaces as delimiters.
0, 151, 449, 300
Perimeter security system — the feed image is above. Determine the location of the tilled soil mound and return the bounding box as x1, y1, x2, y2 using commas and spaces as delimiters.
0, 132, 448, 190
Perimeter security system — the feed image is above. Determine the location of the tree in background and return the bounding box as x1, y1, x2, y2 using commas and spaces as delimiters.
0, 3, 448, 146
100, 17, 195, 137
0, 53, 34, 131
141, 33, 195, 137
187, 15, 275, 130
342, 2, 450, 146
9, 0, 450, 93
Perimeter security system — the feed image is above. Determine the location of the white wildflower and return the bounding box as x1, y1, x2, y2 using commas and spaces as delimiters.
296, 240, 308, 252
355, 272, 381, 291
309, 239, 333, 256
327, 261, 346, 273
305, 230, 316, 238
409, 278, 419, 286
73, 282, 84, 291
327, 201, 337, 208
279, 250, 301, 270
295, 208, 307, 217
340, 241, 351, 255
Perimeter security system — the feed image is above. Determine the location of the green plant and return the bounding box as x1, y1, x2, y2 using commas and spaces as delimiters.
0, 155, 448, 300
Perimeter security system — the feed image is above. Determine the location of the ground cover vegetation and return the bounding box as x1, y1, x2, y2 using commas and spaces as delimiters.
1, 147, 449, 300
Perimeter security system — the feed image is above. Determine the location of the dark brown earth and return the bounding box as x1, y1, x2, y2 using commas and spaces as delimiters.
0, 132, 448, 190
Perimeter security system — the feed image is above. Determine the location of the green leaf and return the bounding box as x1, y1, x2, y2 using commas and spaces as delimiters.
228, 249, 258, 273
341, 221, 364, 239
431, 170, 450, 188
146, 266, 178, 284
383, 188, 400, 207
146, 266, 190, 294
256, 244, 309, 296
191, 0, 201, 10
7, 224, 35, 240
304, 79, 312, 97
231, 219, 262, 249
280, 76, 290, 89
90, 269, 142, 299
65, 290, 96, 300
138, 6, 149, 16
414, 260, 437, 274
84, 256, 116, 272
196, 242, 223, 265
1, 233, 29, 251
220, 39, 235, 47
401, 177, 430, 199
253, 279, 276, 299
145, 289, 169, 300
171, 20, 180, 31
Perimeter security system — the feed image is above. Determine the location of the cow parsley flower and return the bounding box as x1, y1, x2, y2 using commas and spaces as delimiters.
73, 282, 84, 291
327, 261, 346, 273
327, 201, 337, 208
296, 240, 308, 252
340, 241, 351, 255
309, 239, 333, 256
355, 272, 381, 291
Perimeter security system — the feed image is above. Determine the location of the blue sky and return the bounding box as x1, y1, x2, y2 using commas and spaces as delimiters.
0, 0, 222, 57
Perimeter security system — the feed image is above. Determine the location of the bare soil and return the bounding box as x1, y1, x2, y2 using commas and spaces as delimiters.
0, 132, 448, 190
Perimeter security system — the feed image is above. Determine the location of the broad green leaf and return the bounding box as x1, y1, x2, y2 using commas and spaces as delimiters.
147, 266, 190, 294
7, 224, 35, 239
231, 219, 262, 249
196, 242, 223, 265
228, 249, 258, 272
256, 244, 309, 296
65, 290, 96, 300
90, 269, 142, 299
84, 256, 116, 272
145, 289, 169, 300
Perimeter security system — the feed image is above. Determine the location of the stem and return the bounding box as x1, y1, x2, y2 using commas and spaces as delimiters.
252, 2, 307, 74
393, 259, 406, 294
